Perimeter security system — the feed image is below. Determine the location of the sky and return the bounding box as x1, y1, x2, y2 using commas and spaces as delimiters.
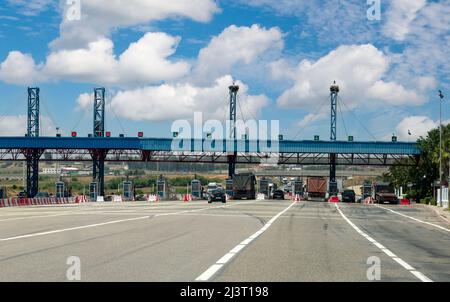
0, 0, 448, 142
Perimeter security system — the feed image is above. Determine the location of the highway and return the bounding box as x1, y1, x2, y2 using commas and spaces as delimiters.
0, 200, 449, 282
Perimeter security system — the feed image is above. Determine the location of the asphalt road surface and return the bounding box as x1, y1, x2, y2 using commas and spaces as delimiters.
0, 200, 449, 282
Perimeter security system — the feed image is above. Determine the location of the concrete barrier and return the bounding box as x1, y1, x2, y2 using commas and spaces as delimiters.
0, 197, 90, 209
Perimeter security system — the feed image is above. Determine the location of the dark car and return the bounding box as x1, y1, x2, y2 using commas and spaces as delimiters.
18, 191, 27, 198
35, 192, 50, 198
208, 189, 226, 203
342, 190, 356, 203
272, 190, 285, 200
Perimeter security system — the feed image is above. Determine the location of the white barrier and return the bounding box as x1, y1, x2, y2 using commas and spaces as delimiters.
147, 194, 160, 202
0, 196, 91, 208
257, 193, 266, 200
113, 195, 123, 202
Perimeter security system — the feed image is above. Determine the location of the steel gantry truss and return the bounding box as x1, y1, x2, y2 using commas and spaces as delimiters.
228, 84, 239, 178
329, 82, 340, 194
93, 88, 107, 197
0, 149, 420, 166
25, 87, 41, 198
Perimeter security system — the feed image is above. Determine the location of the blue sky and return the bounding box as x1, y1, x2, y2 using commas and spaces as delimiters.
0, 0, 448, 142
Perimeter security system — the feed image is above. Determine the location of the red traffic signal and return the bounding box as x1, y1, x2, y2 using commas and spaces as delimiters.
71, 132, 77, 137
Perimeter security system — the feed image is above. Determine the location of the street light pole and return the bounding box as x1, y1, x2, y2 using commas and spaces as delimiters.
439, 90, 443, 207
438, 90, 446, 208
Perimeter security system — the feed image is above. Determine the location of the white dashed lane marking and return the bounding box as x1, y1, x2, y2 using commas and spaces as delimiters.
336, 204, 433, 282
196, 201, 298, 281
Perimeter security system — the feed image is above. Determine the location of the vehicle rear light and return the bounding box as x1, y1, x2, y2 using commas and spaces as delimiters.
71, 132, 77, 137
106, 131, 111, 137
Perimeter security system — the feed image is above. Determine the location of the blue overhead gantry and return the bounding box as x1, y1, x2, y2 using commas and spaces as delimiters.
0, 86, 421, 197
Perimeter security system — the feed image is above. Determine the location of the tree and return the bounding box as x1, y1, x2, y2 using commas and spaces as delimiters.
386, 125, 450, 201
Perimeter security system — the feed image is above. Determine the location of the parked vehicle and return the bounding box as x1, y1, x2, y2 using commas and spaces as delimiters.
208, 188, 226, 203
306, 177, 327, 201
373, 182, 399, 204
342, 190, 356, 203
35, 192, 50, 198
272, 190, 285, 200
233, 173, 256, 200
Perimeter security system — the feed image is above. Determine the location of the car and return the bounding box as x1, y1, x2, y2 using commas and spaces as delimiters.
329, 195, 340, 203
208, 189, 226, 203
342, 190, 356, 203
35, 192, 50, 198
135, 194, 147, 201
18, 191, 27, 198
272, 190, 285, 200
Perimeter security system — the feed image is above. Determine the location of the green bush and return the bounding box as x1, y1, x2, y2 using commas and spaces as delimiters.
420, 197, 437, 205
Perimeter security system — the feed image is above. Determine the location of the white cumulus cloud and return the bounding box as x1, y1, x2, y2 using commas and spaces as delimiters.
52, 0, 220, 49
0, 32, 190, 86
109, 75, 269, 122
193, 24, 284, 84
395, 116, 438, 141
0, 51, 42, 85
276, 44, 426, 110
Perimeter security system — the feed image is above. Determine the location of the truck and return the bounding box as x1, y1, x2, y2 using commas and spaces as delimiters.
233, 173, 256, 200
373, 182, 399, 205
306, 177, 327, 201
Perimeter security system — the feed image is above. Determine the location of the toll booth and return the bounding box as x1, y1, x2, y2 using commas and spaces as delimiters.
89, 182, 98, 201
191, 180, 201, 198
294, 179, 304, 196
56, 181, 65, 198
0, 187, 7, 199
123, 181, 133, 200
225, 179, 234, 197
157, 178, 166, 199
329, 181, 338, 196
259, 179, 269, 196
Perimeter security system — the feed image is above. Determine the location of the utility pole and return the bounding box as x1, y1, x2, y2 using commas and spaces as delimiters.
439, 90, 444, 207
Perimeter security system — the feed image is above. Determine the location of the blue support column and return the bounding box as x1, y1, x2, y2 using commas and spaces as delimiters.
228, 84, 239, 179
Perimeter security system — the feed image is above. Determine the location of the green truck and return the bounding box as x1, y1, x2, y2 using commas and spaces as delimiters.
233, 173, 257, 200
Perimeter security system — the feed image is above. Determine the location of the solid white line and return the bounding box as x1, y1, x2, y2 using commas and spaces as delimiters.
0, 212, 78, 222
196, 201, 298, 281
335, 204, 433, 282
0, 201, 257, 242
375, 205, 450, 233
0, 216, 151, 242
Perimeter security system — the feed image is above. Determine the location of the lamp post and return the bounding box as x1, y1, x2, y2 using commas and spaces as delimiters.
439, 90, 447, 208
439, 90, 444, 207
